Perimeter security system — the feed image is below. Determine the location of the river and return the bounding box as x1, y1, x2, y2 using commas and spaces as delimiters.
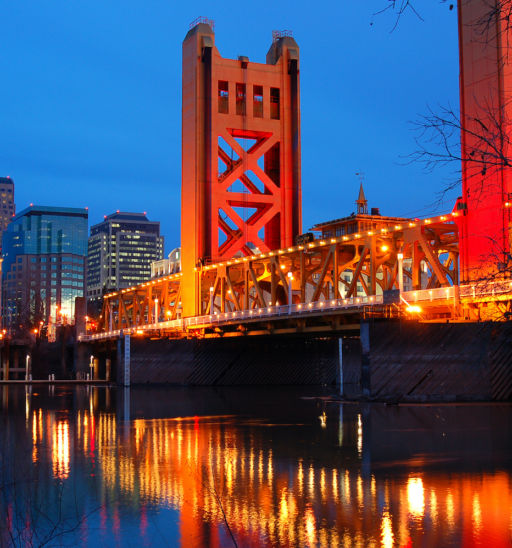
1, 385, 511, 547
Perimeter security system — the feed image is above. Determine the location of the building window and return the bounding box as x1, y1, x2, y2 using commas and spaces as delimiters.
253, 85, 263, 118
218, 81, 229, 114
236, 83, 246, 115
270, 87, 280, 119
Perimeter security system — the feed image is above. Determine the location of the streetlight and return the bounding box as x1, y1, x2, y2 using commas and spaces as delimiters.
154, 298, 159, 323
209, 286, 214, 314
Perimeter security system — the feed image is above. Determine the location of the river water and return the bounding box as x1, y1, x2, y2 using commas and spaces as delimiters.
0, 385, 511, 547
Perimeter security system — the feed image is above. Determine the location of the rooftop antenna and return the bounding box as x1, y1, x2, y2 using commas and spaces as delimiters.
355, 171, 368, 215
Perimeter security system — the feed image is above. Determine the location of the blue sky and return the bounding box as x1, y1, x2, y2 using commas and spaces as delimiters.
0, 1, 459, 253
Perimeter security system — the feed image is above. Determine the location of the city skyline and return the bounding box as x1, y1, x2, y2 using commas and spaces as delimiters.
0, 2, 459, 254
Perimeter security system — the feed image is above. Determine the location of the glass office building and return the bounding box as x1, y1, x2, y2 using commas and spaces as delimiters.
1, 205, 88, 331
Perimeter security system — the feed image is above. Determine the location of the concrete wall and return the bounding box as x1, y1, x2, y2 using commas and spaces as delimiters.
75, 320, 512, 402
343, 321, 512, 402
117, 335, 340, 386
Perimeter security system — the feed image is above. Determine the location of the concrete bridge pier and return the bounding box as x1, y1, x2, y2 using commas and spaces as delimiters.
342, 320, 512, 402
1, 343, 9, 380
98, 335, 341, 386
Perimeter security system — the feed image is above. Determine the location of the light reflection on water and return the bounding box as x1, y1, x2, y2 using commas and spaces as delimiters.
0, 386, 511, 547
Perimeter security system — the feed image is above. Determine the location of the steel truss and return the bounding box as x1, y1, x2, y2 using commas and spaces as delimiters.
98, 215, 459, 333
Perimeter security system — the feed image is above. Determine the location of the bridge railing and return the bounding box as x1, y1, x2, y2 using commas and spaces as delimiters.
401, 279, 512, 306
185, 294, 383, 327
80, 294, 383, 341
459, 279, 512, 299
402, 286, 456, 304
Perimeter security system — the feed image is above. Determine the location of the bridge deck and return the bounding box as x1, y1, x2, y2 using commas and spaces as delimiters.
81, 279, 512, 342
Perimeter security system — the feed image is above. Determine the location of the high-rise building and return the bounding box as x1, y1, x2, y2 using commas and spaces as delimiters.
1, 205, 88, 332
87, 212, 164, 313
0, 177, 15, 252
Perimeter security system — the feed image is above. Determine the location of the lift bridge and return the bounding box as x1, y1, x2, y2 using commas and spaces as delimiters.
84, 7, 512, 343
86, 211, 512, 342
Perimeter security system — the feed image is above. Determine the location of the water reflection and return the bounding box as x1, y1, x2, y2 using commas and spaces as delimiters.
52, 420, 70, 479
0, 386, 511, 547
407, 477, 424, 518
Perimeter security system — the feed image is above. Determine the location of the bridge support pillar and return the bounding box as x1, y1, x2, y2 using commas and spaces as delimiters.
360, 321, 371, 398
117, 335, 131, 387
13, 349, 19, 377
343, 321, 512, 402
2, 346, 9, 381
338, 338, 343, 396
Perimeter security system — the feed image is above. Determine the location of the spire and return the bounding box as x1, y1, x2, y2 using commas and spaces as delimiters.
356, 182, 368, 214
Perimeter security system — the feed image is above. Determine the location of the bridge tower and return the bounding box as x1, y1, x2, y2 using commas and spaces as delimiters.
458, 2, 512, 281
181, 19, 301, 316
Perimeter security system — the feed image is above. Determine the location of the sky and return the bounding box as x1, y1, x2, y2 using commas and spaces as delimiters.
0, 1, 460, 254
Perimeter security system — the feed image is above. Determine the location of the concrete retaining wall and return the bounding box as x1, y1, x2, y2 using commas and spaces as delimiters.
343, 321, 512, 402
119, 335, 340, 386
76, 321, 512, 401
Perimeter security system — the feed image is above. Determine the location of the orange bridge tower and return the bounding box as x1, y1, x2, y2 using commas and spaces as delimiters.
458, 2, 512, 281
181, 19, 301, 316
